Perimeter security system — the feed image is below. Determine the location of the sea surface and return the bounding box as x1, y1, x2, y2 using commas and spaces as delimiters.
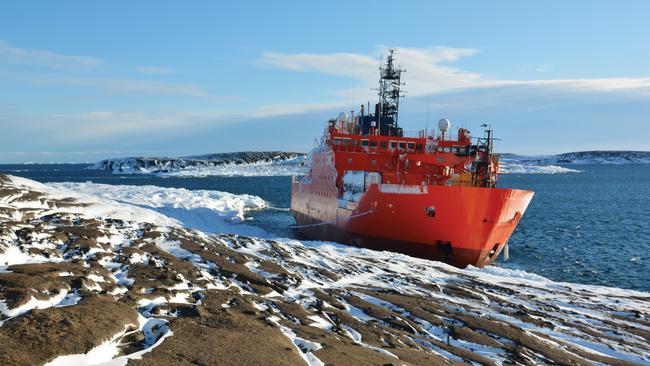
1, 163, 648, 292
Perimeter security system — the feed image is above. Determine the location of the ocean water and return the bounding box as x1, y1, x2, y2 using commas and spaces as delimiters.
1, 163, 648, 292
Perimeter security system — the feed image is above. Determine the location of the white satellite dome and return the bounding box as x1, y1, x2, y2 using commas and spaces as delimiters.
438, 118, 451, 132
337, 112, 349, 123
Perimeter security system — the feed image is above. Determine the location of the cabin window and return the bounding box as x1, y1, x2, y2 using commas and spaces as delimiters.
390, 141, 397, 149
343, 139, 351, 146
362, 139, 369, 147
380, 141, 388, 149
370, 140, 378, 148
352, 139, 359, 146
416, 144, 423, 152
437, 146, 443, 152
407, 142, 415, 150
333, 138, 341, 145
398, 142, 406, 149
444, 147, 451, 153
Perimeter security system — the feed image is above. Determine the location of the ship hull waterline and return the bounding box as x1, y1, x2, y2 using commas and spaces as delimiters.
291, 183, 534, 268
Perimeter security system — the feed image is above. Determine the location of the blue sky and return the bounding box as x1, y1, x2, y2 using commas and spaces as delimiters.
1, 1, 649, 163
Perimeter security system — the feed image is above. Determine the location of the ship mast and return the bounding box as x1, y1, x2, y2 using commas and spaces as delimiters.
377, 49, 406, 135
473, 125, 497, 188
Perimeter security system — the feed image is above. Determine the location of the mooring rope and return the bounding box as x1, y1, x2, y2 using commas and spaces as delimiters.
290, 208, 376, 229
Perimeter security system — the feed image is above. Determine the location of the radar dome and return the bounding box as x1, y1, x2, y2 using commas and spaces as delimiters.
337, 112, 349, 123
438, 118, 451, 132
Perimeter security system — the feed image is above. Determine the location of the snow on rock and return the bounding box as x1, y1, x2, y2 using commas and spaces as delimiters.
161, 158, 308, 177
48, 181, 267, 235
90, 150, 649, 178
555, 150, 650, 164
43, 327, 128, 366
500, 150, 650, 174
0, 174, 649, 366
3, 175, 177, 227
89, 151, 308, 177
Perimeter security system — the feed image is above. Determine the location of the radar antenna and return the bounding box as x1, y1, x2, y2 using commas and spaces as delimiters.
378, 49, 406, 134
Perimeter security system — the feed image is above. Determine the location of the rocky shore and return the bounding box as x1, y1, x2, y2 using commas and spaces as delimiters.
89, 151, 305, 175
0, 174, 648, 365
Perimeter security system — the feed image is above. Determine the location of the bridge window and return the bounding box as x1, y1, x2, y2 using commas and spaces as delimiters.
362, 139, 369, 147
390, 141, 397, 149
407, 142, 415, 150
399, 142, 406, 149
380, 141, 388, 149
333, 138, 342, 145
370, 140, 378, 148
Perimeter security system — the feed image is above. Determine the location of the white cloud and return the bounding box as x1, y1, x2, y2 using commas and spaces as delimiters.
260, 51, 378, 80
258, 46, 650, 98
0, 71, 212, 97
46, 101, 344, 140
1, 150, 137, 156
48, 110, 209, 140
260, 46, 487, 96
78, 78, 207, 97
0, 99, 346, 145
0, 42, 211, 98
134, 66, 175, 75
527, 77, 650, 94
250, 101, 345, 118
0, 40, 104, 69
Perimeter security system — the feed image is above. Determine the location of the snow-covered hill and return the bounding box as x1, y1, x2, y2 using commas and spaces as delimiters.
554, 151, 650, 164
89, 151, 307, 177
89, 150, 649, 177
1, 174, 649, 365
499, 150, 650, 174
502, 151, 650, 165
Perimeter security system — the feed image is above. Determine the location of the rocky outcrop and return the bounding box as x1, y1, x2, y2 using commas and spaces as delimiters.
90, 151, 306, 174
0, 174, 648, 365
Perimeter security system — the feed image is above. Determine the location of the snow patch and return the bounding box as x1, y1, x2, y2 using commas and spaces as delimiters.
47, 182, 267, 236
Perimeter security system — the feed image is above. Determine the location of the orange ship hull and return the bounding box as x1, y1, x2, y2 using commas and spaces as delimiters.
291, 181, 534, 268
291, 50, 534, 267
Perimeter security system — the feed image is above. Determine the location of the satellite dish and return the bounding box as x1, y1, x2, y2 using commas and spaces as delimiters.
337, 112, 349, 123
438, 118, 451, 132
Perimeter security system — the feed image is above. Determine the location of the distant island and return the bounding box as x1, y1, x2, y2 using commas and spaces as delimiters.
501, 150, 650, 164
89, 151, 306, 177
87, 150, 650, 177
498, 150, 650, 174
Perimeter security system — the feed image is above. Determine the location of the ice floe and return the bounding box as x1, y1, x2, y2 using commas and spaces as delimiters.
498, 163, 580, 174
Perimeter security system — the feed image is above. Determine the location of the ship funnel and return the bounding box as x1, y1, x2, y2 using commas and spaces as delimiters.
438, 118, 451, 132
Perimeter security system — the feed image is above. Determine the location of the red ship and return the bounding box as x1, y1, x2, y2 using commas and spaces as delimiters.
291, 50, 534, 268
